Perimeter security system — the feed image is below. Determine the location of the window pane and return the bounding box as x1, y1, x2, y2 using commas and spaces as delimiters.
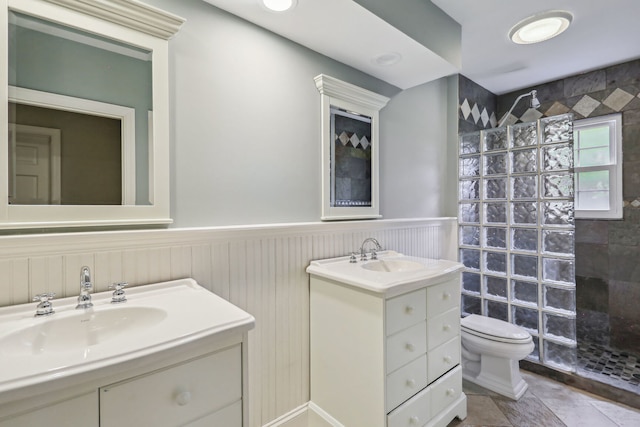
577, 170, 609, 191
577, 147, 610, 167
578, 191, 609, 210
577, 126, 609, 149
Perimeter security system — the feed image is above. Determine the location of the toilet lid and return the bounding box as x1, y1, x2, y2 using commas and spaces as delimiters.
461, 314, 532, 343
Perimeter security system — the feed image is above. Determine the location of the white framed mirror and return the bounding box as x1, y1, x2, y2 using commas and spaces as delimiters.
0, 0, 184, 229
314, 74, 389, 220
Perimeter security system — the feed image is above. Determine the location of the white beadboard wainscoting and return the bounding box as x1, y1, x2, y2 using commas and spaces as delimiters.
0, 217, 456, 426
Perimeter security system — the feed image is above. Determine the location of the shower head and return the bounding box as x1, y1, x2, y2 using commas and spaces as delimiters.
497, 89, 540, 127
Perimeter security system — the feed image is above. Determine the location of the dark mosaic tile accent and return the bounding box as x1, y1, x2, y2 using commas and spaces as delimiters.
564, 69, 607, 98
578, 341, 640, 393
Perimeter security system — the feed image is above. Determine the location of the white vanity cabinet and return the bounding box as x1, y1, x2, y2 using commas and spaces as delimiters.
310, 270, 467, 427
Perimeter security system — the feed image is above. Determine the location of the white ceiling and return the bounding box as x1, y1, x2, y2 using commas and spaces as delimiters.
203, 0, 640, 95
432, 0, 640, 94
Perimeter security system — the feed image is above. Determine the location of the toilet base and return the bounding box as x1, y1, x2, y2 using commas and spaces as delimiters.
462, 355, 529, 400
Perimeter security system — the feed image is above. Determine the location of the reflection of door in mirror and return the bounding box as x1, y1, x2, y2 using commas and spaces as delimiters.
8, 10, 152, 205
8, 123, 61, 205
330, 107, 373, 208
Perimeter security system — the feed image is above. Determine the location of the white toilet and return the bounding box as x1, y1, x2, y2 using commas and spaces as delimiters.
460, 314, 535, 400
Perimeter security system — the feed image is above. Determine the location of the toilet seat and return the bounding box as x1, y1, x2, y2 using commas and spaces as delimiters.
461, 314, 532, 344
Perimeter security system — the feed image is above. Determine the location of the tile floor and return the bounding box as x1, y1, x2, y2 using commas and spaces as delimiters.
447, 370, 640, 427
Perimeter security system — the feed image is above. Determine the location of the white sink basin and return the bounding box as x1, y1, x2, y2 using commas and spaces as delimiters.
0, 278, 254, 394
361, 259, 426, 273
0, 306, 167, 356
307, 251, 463, 296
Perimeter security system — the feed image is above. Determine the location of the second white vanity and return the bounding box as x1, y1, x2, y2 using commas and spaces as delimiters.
307, 251, 467, 427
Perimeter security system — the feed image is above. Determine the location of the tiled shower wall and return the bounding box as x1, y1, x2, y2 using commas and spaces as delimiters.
496, 59, 640, 355
459, 59, 640, 355
0, 218, 456, 427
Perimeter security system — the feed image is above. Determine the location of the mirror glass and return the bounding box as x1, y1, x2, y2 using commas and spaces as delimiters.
8, 11, 152, 206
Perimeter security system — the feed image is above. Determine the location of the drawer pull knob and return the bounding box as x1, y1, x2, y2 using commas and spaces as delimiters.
444, 355, 452, 364
406, 379, 416, 388
446, 388, 455, 396
406, 343, 415, 352
175, 390, 192, 406
405, 305, 414, 314
409, 416, 420, 424
443, 324, 451, 332
442, 292, 451, 300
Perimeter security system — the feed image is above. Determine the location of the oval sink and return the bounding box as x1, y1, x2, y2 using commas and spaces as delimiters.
361, 259, 426, 273
0, 306, 167, 356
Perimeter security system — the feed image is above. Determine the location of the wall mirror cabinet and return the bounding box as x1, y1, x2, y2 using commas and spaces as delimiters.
1, 0, 184, 229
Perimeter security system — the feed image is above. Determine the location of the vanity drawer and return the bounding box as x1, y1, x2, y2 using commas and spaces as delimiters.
188, 400, 242, 427
426, 279, 459, 317
430, 366, 463, 416
428, 337, 460, 383
386, 288, 427, 336
386, 321, 427, 374
427, 307, 460, 350
387, 385, 431, 427
99, 345, 241, 427
386, 354, 428, 411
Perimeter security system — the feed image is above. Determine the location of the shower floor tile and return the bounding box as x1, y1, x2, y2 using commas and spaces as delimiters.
577, 341, 640, 393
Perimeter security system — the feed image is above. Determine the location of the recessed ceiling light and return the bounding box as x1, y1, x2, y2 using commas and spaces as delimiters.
262, 0, 297, 12
509, 10, 572, 44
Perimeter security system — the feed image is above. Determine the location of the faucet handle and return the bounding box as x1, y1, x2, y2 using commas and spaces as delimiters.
109, 282, 128, 303
33, 292, 56, 316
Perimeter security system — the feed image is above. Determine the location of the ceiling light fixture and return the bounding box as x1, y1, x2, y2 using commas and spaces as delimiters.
262, 0, 297, 12
509, 10, 572, 44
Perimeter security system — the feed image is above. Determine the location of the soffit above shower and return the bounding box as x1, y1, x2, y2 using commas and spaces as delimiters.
201, 0, 461, 90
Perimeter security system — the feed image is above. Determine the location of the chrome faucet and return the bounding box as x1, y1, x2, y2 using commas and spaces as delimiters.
360, 237, 383, 261
76, 266, 93, 309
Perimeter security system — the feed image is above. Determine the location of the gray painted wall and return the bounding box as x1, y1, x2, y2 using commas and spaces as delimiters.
145, 0, 455, 227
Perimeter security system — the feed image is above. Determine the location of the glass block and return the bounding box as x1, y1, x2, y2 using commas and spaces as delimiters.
460, 132, 481, 154
513, 305, 539, 334
542, 173, 574, 198
544, 340, 576, 372
484, 202, 507, 224
512, 254, 538, 279
462, 272, 481, 294
542, 257, 575, 284
460, 225, 480, 246
542, 230, 575, 255
460, 156, 481, 177
483, 127, 508, 152
462, 295, 482, 316
542, 201, 574, 226
460, 248, 481, 270
511, 122, 538, 147
527, 336, 540, 362
512, 202, 538, 225
459, 179, 480, 200
511, 175, 537, 199
512, 280, 538, 305
511, 148, 537, 173
542, 144, 573, 171
485, 275, 507, 299
544, 313, 576, 342
486, 300, 508, 321
459, 203, 480, 223
484, 153, 507, 175
484, 178, 507, 199
544, 285, 576, 312
484, 227, 507, 249
512, 228, 538, 252
542, 114, 573, 144
484, 251, 507, 274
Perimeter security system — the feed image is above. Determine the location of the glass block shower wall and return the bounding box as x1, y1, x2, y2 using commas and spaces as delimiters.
458, 114, 577, 372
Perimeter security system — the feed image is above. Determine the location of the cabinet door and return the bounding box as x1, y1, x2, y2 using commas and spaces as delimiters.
0, 391, 98, 427
100, 345, 241, 427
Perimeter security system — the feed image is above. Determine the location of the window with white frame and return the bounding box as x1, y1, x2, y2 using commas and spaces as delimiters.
573, 113, 623, 219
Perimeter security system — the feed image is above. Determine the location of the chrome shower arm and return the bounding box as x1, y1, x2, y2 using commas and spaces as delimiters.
497, 90, 537, 127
